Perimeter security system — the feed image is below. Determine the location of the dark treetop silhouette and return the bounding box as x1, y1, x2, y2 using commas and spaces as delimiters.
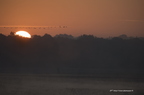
0, 33, 144, 76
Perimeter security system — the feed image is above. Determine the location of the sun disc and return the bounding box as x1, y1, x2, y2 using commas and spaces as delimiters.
15, 31, 31, 38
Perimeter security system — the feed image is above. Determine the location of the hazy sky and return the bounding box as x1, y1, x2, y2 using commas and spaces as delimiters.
0, 0, 144, 37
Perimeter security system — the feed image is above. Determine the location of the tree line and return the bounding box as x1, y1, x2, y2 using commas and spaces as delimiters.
0, 33, 144, 74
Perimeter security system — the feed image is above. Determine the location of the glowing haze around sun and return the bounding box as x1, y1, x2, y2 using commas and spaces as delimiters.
15, 31, 31, 38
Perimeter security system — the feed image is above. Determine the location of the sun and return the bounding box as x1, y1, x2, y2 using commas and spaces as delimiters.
15, 31, 31, 38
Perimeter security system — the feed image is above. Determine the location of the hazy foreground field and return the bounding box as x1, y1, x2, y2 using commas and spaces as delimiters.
0, 74, 144, 95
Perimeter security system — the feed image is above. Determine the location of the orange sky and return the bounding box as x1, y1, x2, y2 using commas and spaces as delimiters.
0, 0, 144, 37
